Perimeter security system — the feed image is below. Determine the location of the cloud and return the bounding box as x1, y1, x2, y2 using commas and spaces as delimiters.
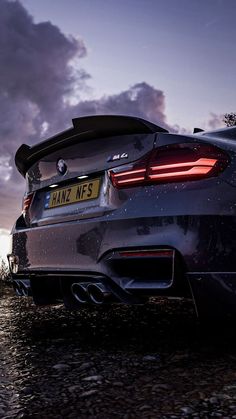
68, 82, 171, 131
0, 1, 173, 230
206, 113, 225, 130
0, 0, 87, 156
0, 0, 88, 228
0, 155, 12, 181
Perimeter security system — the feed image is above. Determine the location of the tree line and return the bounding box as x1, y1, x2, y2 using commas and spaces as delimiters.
224, 113, 236, 127
0, 259, 11, 284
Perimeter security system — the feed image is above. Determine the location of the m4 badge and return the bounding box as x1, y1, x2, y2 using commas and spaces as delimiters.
107, 152, 128, 162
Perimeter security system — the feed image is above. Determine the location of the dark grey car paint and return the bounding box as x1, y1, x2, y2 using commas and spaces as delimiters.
9, 116, 236, 318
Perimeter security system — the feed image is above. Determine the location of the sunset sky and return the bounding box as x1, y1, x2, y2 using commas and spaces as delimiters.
0, 0, 236, 259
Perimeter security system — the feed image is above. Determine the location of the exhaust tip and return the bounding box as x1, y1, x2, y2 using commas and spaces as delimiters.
87, 284, 106, 305
71, 283, 88, 304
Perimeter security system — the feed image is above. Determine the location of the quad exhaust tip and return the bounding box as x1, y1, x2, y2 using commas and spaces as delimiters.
87, 283, 110, 304
70, 282, 110, 305
71, 283, 88, 304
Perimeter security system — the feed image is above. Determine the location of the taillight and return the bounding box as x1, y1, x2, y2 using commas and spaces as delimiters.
109, 143, 229, 188
22, 193, 34, 216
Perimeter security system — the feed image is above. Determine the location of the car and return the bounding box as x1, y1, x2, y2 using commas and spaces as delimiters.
7, 114, 236, 318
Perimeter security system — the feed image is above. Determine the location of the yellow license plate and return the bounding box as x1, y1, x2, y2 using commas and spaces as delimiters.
45, 178, 101, 209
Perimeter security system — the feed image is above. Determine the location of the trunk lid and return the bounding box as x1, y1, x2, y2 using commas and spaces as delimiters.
16, 116, 168, 226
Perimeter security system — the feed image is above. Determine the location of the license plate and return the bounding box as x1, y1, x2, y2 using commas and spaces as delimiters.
44, 178, 101, 209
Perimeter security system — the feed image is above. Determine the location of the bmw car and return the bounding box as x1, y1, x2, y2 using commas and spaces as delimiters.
8, 115, 236, 318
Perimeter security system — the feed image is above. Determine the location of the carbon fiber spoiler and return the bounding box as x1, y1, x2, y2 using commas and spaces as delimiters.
15, 115, 168, 176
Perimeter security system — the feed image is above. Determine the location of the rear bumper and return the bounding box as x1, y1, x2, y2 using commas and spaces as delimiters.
10, 214, 236, 314
11, 214, 236, 272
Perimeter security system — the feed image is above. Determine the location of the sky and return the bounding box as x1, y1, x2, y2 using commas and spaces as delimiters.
0, 0, 236, 259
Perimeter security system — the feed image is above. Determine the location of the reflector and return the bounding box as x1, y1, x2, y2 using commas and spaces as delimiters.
22, 193, 34, 216
119, 249, 174, 258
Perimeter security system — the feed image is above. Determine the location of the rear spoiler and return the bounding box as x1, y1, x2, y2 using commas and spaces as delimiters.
15, 115, 168, 176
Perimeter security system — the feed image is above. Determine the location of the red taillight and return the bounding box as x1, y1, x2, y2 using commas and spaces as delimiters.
148, 157, 217, 180
111, 168, 146, 186
22, 193, 34, 216
109, 143, 229, 188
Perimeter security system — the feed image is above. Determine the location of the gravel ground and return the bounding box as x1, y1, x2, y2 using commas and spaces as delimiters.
1, 289, 236, 418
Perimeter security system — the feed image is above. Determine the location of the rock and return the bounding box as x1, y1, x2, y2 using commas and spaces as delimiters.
79, 390, 98, 398
209, 396, 219, 404
113, 382, 123, 387
139, 405, 151, 411
82, 375, 103, 382
152, 383, 171, 391
52, 364, 70, 371
180, 406, 194, 414
142, 355, 160, 362
68, 385, 80, 393
78, 362, 92, 372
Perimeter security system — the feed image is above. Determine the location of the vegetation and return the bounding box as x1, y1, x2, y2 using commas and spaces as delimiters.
224, 113, 236, 127
0, 258, 11, 286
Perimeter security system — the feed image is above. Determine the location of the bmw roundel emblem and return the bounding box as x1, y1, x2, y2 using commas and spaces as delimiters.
56, 158, 67, 175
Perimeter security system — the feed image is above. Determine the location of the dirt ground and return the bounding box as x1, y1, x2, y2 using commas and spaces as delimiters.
1, 288, 236, 418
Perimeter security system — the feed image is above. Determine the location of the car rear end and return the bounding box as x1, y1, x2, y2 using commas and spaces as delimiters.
8, 116, 236, 318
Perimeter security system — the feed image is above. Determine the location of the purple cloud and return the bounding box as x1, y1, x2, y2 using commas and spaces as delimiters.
68, 82, 171, 132
207, 113, 225, 130
0, 1, 173, 230
0, 0, 88, 229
